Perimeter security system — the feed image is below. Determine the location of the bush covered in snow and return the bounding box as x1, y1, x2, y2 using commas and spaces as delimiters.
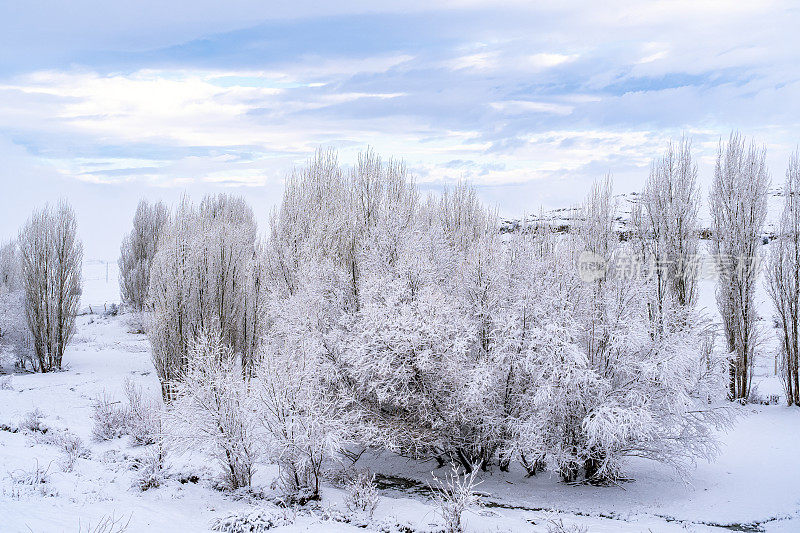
20, 408, 48, 434
123, 378, 162, 446
130, 448, 167, 491
91, 393, 129, 442
55, 430, 90, 471
210, 508, 293, 533
344, 470, 380, 520
429, 464, 482, 533
167, 331, 259, 490
90, 381, 162, 445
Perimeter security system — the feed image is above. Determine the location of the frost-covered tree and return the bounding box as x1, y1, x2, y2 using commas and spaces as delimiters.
426, 182, 495, 253
118, 200, 168, 312
265, 151, 731, 483
254, 267, 353, 499
633, 137, 700, 317
767, 151, 800, 406
501, 179, 730, 482
0, 240, 21, 291
0, 240, 32, 368
148, 194, 260, 398
710, 132, 770, 400
246, 148, 732, 486
241, 238, 269, 379
265, 151, 500, 471
328, 176, 505, 471
148, 198, 197, 399
268, 148, 416, 309
17, 200, 83, 372
483, 232, 575, 475
267, 148, 346, 298
343, 232, 479, 465
195, 193, 258, 358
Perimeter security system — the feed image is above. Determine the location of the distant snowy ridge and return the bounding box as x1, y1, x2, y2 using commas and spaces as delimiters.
501, 188, 786, 239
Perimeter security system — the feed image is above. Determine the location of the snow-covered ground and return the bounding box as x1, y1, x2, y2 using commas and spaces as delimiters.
1, 256, 799, 533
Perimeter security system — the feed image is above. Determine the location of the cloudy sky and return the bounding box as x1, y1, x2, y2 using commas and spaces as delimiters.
1, 1, 799, 258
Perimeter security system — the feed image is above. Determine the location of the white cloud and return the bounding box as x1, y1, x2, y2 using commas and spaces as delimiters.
448, 51, 500, 71
490, 100, 573, 116
448, 50, 578, 73
526, 53, 577, 68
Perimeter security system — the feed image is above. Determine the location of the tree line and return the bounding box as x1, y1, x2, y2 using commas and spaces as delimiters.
1, 133, 799, 499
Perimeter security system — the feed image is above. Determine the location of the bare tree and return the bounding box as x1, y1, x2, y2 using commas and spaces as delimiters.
118, 200, 169, 313
633, 137, 700, 324
710, 132, 770, 400
767, 151, 800, 405
18, 200, 83, 372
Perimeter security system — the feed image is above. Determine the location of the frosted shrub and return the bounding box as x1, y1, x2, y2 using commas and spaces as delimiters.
167, 331, 259, 490
0, 376, 12, 390
255, 280, 351, 501
57, 431, 89, 472
210, 508, 293, 533
91, 394, 128, 441
20, 408, 47, 434
90, 383, 162, 445
131, 449, 166, 491
8, 459, 50, 486
123, 378, 162, 446
429, 464, 481, 533
546, 518, 588, 533
344, 470, 380, 520
746, 384, 765, 406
